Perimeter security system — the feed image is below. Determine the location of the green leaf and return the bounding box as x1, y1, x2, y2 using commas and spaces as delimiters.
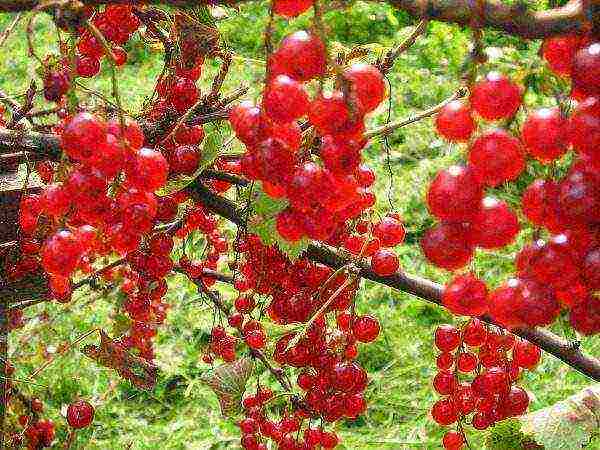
111, 313, 132, 338
246, 184, 309, 260
157, 127, 222, 197
200, 357, 254, 417
251, 187, 289, 216
275, 236, 310, 261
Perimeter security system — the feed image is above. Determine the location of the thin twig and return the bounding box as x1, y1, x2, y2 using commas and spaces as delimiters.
0, 12, 22, 48
364, 88, 466, 139
378, 19, 428, 74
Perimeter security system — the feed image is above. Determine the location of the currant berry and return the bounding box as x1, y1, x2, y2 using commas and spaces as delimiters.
471, 197, 520, 249
470, 72, 522, 120
353, 315, 380, 343
542, 34, 581, 76
521, 108, 567, 162
67, 401, 95, 429
434, 325, 460, 352
427, 165, 483, 222
342, 63, 386, 113
435, 100, 476, 142
431, 398, 458, 425
468, 129, 525, 187
442, 273, 488, 317
263, 74, 309, 123
270, 31, 326, 82
421, 222, 473, 271
273, 0, 313, 17
370, 248, 399, 276
442, 431, 465, 450
572, 42, 600, 96
512, 340, 541, 369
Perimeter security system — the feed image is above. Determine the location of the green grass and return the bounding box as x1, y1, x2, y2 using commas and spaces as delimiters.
2, 2, 599, 449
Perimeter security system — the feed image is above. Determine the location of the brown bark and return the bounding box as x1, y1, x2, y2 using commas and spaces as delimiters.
0, 0, 588, 39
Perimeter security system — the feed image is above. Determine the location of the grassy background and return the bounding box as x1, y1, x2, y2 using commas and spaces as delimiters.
2, 2, 598, 449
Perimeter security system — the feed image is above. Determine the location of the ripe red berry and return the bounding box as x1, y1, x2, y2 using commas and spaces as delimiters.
112, 46, 128, 66
521, 108, 567, 162
427, 165, 483, 222
458, 352, 479, 373
442, 273, 488, 317
309, 91, 363, 138
567, 96, 600, 161
373, 216, 405, 247
276, 209, 304, 242
462, 319, 487, 347
270, 31, 326, 82
512, 340, 541, 369
263, 75, 309, 123
127, 148, 169, 192
343, 63, 386, 113
76, 55, 100, 78
436, 352, 454, 370
40, 183, 70, 218
435, 100, 476, 142
488, 279, 527, 330
569, 296, 600, 336
521, 179, 563, 231
229, 101, 261, 147
41, 230, 84, 277
503, 386, 529, 417
468, 129, 525, 187
583, 248, 600, 290
170, 145, 200, 175
471, 197, 520, 249
245, 330, 266, 349
421, 222, 473, 271
433, 370, 457, 395
273, 0, 313, 17
434, 325, 460, 352
67, 401, 95, 429
61, 112, 107, 161
542, 34, 582, 76
470, 72, 522, 120
431, 398, 458, 425
370, 248, 399, 276
169, 77, 198, 113
353, 315, 380, 343
572, 42, 600, 97
174, 123, 204, 145
442, 431, 465, 450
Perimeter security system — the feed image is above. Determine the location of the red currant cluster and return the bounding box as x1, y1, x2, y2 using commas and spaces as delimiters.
42, 5, 138, 102
428, 63, 599, 334
431, 320, 540, 449
229, 31, 384, 245
425, 36, 600, 446
238, 390, 341, 450
13, 399, 55, 450
76, 5, 139, 75
209, 235, 381, 449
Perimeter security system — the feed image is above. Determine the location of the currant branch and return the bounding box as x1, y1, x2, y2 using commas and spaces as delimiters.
0, 0, 588, 39
186, 181, 600, 383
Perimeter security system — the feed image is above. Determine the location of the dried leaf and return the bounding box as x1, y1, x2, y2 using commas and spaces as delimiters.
201, 357, 254, 417
82, 330, 158, 390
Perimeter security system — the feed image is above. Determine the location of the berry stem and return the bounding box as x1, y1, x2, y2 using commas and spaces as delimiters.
364, 88, 466, 139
